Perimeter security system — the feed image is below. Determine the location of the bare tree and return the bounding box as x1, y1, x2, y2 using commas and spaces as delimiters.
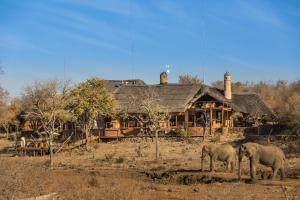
211, 80, 223, 89
0, 88, 15, 138
123, 87, 169, 160
178, 74, 203, 85
21, 80, 71, 168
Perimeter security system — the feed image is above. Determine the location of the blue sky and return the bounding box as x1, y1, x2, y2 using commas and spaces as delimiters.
0, 0, 299, 96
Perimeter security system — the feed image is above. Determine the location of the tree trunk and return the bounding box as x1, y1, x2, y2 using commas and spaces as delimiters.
49, 134, 54, 169
155, 129, 159, 160
85, 124, 90, 147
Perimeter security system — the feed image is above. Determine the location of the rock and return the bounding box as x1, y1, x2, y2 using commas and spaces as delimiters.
193, 188, 199, 192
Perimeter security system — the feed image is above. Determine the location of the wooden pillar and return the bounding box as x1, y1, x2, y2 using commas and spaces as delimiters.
184, 111, 189, 130
226, 110, 228, 127
221, 108, 224, 134
194, 111, 196, 127
221, 108, 224, 126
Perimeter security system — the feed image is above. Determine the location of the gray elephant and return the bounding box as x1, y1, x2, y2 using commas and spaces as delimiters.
201, 143, 236, 172
238, 142, 286, 181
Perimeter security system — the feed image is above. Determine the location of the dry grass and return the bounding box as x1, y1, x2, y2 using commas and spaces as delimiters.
0, 135, 300, 200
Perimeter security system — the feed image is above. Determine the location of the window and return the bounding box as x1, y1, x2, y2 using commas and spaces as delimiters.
169, 115, 177, 127
177, 115, 185, 127
122, 117, 138, 128
195, 112, 206, 127
188, 114, 194, 127
216, 111, 222, 123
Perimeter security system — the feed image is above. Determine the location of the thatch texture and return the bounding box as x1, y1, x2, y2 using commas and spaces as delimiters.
231, 94, 274, 117
113, 84, 201, 113
104, 80, 273, 117
104, 79, 146, 93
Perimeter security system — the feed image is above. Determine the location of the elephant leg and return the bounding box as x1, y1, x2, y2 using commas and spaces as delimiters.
279, 167, 286, 180
250, 157, 257, 181
225, 161, 230, 171
271, 167, 279, 180
210, 156, 215, 172
230, 160, 235, 173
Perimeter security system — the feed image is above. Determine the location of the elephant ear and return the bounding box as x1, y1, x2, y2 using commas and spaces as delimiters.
246, 144, 258, 157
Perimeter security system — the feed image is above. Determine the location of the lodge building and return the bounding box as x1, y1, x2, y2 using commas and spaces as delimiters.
99, 72, 273, 137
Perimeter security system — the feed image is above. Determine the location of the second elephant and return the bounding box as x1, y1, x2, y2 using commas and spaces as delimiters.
201, 143, 236, 172
238, 142, 286, 181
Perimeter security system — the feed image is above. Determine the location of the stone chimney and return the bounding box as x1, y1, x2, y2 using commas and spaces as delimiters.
160, 71, 168, 84
224, 72, 232, 100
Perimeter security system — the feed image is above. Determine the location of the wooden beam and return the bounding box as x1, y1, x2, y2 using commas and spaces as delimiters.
184, 111, 189, 130
221, 107, 224, 127
226, 110, 229, 127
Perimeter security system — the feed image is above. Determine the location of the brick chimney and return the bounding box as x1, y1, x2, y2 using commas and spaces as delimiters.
224, 72, 232, 100
160, 71, 168, 84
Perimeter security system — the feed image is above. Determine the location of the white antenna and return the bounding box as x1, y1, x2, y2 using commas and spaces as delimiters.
64, 58, 66, 82
165, 64, 171, 74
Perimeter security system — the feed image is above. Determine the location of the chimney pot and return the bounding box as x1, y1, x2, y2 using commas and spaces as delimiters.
160, 71, 168, 84
224, 71, 232, 100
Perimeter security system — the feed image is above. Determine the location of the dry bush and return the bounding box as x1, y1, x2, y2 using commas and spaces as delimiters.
104, 152, 116, 162
93, 143, 100, 150
88, 177, 99, 187
134, 144, 143, 157
281, 94, 300, 131
115, 156, 125, 164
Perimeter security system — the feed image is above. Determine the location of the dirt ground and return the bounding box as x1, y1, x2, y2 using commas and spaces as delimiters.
0, 135, 300, 200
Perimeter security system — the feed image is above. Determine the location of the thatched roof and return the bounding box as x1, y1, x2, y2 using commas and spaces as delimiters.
231, 94, 274, 117
190, 85, 230, 104
105, 80, 273, 116
113, 84, 202, 113
104, 79, 146, 93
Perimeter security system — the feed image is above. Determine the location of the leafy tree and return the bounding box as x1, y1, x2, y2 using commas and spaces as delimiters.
178, 74, 203, 84
68, 78, 115, 146
22, 80, 71, 168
